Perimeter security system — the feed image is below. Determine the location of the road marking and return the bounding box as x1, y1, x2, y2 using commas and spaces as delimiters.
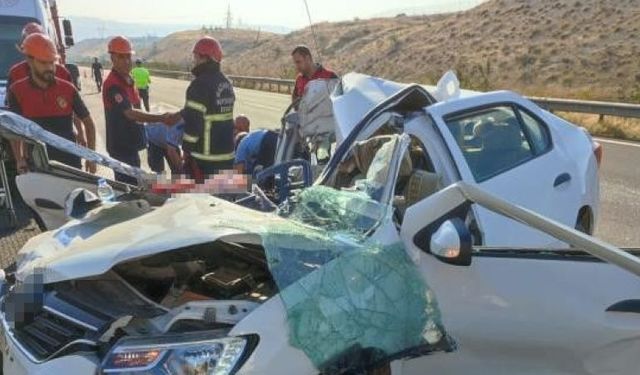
595, 138, 640, 149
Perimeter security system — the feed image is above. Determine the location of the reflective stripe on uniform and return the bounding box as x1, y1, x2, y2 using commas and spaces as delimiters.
204, 113, 234, 122
190, 151, 235, 162
185, 100, 207, 113
183, 133, 199, 143
203, 112, 234, 155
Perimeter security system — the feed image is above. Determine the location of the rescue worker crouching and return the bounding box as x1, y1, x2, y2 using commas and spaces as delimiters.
167, 37, 236, 181
102, 36, 174, 185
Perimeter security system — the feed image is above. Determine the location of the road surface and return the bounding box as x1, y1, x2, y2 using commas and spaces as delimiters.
75, 69, 640, 246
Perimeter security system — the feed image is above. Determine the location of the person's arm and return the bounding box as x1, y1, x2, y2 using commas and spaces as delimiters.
106, 84, 169, 124
7, 89, 28, 173
72, 90, 97, 173
72, 116, 86, 147
179, 82, 206, 152
124, 108, 169, 124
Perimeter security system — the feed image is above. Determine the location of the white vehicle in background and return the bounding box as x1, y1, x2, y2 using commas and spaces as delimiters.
0, 0, 76, 107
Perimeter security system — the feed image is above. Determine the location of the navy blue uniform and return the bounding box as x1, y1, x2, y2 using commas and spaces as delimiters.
180, 60, 235, 180
102, 70, 145, 185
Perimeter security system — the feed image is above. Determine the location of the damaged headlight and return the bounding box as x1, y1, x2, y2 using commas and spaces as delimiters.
100, 331, 254, 374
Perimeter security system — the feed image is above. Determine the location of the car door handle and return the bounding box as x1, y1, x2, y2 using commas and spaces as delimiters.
34, 198, 64, 210
606, 300, 640, 313
553, 173, 571, 187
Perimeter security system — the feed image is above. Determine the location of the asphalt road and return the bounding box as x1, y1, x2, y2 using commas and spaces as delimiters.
76, 69, 640, 247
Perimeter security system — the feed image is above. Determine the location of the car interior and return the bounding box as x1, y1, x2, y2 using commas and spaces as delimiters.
447, 107, 535, 182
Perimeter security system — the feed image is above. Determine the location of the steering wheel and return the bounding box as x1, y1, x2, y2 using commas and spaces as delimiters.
254, 159, 313, 205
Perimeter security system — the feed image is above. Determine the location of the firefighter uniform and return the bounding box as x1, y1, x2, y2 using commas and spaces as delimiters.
7, 76, 88, 169
103, 69, 146, 184
181, 59, 236, 178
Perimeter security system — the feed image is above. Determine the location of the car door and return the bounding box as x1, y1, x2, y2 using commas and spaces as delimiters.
427, 92, 583, 247
0, 111, 137, 230
394, 185, 640, 375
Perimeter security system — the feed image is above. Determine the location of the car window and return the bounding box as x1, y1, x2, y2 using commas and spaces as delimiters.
518, 109, 551, 155
445, 106, 535, 182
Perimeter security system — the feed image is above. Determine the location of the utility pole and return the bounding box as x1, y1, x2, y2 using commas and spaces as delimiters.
226, 4, 233, 29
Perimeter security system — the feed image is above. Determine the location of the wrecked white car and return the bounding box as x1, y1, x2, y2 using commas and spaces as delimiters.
1, 113, 640, 374
3, 71, 600, 249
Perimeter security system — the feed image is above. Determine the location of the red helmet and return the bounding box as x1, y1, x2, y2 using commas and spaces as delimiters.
22, 33, 58, 62
108, 36, 134, 55
21, 22, 44, 40
193, 37, 223, 62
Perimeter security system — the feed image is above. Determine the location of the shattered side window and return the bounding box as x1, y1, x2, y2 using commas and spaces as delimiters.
261, 186, 452, 372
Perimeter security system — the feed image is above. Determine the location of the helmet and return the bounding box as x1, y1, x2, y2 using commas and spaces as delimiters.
108, 36, 134, 55
21, 33, 58, 62
192, 37, 223, 62
21, 22, 44, 40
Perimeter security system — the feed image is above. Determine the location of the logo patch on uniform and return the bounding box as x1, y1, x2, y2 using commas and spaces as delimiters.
114, 94, 124, 104
56, 96, 68, 109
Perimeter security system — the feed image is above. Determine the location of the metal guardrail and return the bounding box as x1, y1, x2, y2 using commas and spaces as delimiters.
148, 68, 640, 119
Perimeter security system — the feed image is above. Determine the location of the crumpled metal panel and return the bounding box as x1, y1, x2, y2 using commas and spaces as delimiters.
0, 110, 148, 181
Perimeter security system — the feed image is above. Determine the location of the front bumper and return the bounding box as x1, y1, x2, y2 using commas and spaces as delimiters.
0, 277, 100, 375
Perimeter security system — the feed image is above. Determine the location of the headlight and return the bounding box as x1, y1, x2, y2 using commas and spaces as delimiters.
100, 331, 255, 375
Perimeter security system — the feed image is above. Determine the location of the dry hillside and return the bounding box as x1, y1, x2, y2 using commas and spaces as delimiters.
69, 0, 640, 101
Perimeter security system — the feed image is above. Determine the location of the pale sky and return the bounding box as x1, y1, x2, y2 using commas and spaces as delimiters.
59, 0, 486, 29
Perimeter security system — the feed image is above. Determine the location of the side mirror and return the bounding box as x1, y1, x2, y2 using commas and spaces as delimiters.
430, 218, 473, 266
62, 20, 74, 47
65, 188, 101, 220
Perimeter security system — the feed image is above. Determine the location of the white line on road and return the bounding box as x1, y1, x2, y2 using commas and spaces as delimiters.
595, 138, 640, 148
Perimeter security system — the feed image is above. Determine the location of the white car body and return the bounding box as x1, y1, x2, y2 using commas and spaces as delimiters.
0, 178, 638, 375
0, 72, 612, 375
11, 72, 599, 249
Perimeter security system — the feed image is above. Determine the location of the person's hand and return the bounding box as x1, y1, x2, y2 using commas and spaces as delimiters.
162, 112, 182, 126
85, 160, 97, 174
16, 158, 28, 174
75, 130, 87, 148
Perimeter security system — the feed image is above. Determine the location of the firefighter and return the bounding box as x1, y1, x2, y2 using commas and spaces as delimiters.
6, 22, 72, 88
6, 22, 90, 149
7, 33, 97, 174
102, 36, 172, 184
290, 45, 337, 103
167, 36, 236, 180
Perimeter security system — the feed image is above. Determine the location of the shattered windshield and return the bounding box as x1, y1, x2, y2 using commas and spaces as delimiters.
281, 134, 409, 235
252, 135, 449, 372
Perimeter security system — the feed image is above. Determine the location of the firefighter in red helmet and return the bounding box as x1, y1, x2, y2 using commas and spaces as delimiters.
166, 36, 235, 180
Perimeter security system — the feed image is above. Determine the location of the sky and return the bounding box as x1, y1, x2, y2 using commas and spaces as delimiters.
59, 0, 486, 30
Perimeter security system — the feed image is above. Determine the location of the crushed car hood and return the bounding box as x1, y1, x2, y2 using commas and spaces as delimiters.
16, 194, 318, 284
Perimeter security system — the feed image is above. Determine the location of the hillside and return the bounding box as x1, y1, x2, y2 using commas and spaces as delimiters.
68, 0, 640, 101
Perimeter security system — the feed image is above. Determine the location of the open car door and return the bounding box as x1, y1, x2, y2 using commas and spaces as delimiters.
397, 183, 640, 374
0, 111, 149, 230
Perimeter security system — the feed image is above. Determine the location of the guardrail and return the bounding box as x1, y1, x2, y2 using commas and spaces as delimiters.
148, 68, 640, 120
